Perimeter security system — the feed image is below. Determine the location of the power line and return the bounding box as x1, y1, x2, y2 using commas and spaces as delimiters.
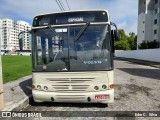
60, 0, 67, 11
56, 0, 64, 11
56, 0, 63, 11
57, 0, 65, 11
56, 0, 70, 11
56, 0, 65, 11
66, 0, 70, 10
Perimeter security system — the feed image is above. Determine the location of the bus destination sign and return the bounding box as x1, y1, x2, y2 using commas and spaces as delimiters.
33, 11, 108, 27
68, 17, 84, 22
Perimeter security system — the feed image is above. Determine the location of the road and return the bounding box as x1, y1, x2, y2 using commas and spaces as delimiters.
4, 59, 160, 120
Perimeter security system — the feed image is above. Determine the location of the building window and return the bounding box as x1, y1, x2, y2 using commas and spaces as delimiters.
154, 29, 157, 34
155, 0, 158, 4
143, 31, 144, 33
155, 9, 158, 14
154, 19, 157, 24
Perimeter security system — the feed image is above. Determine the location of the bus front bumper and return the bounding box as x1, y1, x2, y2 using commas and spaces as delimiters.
32, 89, 114, 104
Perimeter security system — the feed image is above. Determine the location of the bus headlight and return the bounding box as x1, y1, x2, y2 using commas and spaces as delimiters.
102, 84, 107, 89
94, 86, 99, 90
44, 86, 48, 90
37, 85, 41, 89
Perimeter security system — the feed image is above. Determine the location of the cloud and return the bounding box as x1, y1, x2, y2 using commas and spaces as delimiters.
0, 0, 138, 34
0, 0, 60, 19
117, 20, 137, 35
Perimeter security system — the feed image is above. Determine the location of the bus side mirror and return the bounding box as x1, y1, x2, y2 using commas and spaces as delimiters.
111, 22, 121, 41
19, 38, 23, 51
111, 30, 120, 41
114, 29, 121, 41
111, 29, 120, 53
18, 30, 31, 51
18, 31, 24, 51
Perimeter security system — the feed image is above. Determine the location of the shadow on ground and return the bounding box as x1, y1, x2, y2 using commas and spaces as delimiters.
19, 78, 32, 96
28, 98, 109, 108
118, 68, 160, 80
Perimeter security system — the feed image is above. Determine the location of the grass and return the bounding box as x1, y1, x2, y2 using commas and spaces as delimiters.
2, 55, 32, 83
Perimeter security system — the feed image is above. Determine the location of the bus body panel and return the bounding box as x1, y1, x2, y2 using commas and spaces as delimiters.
32, 89, 114, 104
32, 71, 114, 104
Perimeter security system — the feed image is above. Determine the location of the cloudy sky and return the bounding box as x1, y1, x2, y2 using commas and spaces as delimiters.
0, 0, 138, 34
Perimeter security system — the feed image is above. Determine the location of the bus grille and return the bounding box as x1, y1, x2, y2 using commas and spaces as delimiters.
47, 78, 95, 92
55, 95, 86, 102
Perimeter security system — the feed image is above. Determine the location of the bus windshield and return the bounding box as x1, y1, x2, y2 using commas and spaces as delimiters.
32, 24, 112, 72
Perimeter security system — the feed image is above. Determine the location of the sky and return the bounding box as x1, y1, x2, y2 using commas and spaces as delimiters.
0, 0, 138, 35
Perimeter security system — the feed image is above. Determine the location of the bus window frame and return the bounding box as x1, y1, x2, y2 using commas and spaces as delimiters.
31, 23, 114, 72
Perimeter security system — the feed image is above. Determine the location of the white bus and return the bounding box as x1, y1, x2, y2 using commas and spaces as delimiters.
22, 10, 119, 104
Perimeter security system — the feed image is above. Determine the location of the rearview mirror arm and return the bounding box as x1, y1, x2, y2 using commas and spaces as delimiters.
18, 30, 31, 51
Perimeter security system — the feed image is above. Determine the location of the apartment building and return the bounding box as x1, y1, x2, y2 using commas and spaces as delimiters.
0, 18, 31, 51
137, 0, 160, 48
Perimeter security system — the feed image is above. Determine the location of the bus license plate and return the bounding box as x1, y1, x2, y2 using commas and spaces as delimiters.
95, 94, 110, 100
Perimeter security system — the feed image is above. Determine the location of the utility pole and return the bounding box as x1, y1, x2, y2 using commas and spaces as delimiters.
0, 28, 4, 110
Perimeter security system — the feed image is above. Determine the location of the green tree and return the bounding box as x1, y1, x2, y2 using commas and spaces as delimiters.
114, 29, 137, 50
119, 29, 128, 41
115, 40, 130, 50
114, 29, 130, 50
128, 32, 137, 50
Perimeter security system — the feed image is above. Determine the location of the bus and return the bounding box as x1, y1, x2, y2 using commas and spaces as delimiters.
21, 10, 119, 104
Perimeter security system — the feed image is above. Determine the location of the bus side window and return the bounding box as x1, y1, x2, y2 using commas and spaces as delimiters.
48, 37, 53, 62
37, 36, 42, 65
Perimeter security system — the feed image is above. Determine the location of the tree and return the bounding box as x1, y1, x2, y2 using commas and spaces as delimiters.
114, 29, 137, 50
114, 29, 130, 50
128, 32, 137, 50
115, 40, 130, 50
119, 29, 128, 41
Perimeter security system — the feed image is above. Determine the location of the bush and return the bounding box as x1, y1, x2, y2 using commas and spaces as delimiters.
138, 40, 160, 49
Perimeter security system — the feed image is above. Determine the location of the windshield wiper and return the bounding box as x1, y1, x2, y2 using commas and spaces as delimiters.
74, 22, 90, 41
48, 25, 61, 38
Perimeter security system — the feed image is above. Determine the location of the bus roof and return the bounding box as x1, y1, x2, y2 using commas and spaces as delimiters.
32, 10, 110, 27
33, 9, 109, 18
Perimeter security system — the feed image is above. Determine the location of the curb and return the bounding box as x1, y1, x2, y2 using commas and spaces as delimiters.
2, 95, 32, 111
1, 75, 32, 111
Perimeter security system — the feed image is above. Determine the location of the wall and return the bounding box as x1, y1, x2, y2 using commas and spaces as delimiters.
115, 49, 160, 62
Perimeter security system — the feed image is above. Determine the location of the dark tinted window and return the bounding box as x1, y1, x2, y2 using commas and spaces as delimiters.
155, 0, 158, 4
33, 11, 108, 27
